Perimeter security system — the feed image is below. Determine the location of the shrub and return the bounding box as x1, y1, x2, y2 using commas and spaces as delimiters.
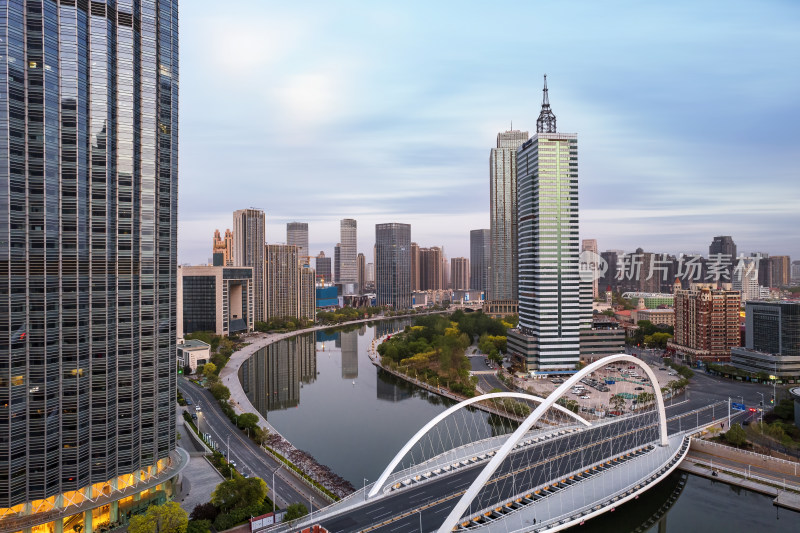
724, 423, 747, 447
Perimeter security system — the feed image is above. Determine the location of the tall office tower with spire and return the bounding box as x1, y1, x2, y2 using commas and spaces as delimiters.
470, 229, 490, 292
213, 228, 234, 266
234, 208, 266, 321
489, 125, 529, 315
287, 222, 309, 264
376, 224, 412, 309
340, 219, 358, 292
0, 1, 181, 528
509, 76, 581, 371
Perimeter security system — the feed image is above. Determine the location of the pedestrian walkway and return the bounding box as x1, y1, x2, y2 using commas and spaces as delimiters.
176, 455, 224, 514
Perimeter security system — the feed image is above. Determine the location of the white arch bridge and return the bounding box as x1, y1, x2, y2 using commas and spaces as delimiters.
267, 355, 734, 533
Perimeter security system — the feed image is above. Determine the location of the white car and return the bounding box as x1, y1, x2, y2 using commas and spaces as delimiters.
580, 395, 590, 400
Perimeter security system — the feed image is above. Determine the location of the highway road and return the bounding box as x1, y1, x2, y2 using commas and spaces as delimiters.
315, 400, 739, 532
178, 379, 325, 513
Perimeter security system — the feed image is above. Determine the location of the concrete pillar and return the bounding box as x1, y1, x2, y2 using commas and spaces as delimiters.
83, 510, 93, 533
54, 517, 64, 533
109, 501, 119, 524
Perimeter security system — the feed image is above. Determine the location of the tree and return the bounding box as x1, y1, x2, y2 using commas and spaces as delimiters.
209, 382, 230, 401
283, 503, 308, 520
202, 362, 217, 380
610, 394, 626, 412
186, 521, 211, 533
189, 503, 219, 522
238, 412, 259, 432
724, 423, 747, 447
211, 477, 268, 512
128, 502, 188, 533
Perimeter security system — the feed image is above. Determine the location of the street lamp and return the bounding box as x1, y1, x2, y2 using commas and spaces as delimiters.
270, 464, 281, 514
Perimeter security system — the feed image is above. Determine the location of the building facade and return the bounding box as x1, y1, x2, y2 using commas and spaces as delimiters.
419, 247, 443, 290
339, 219, 358, 288
334, 243, 341, 283
0, 2, 184, 529
581, 239, 599, 298
233, 208, 266, 321
410, 242, 420, 291
508, 78, 580, 371
299, 265, 316, 321
315, 252, 332, 284
264, 244, 307, 322
450, 258, 470, 291
668, 283, 741, 362
213, 228, 234, 266
375, 223, 412, 309
489, 129, 529, 315
177, 265, 255, 338
732, 301, 800, 378
470, 229, 490, 292
768, 255, 791, 287
357, 252, 366, 294
286, 222, 309, 264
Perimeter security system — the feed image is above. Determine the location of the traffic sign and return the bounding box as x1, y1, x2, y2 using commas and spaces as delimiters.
731, 402, 746, 411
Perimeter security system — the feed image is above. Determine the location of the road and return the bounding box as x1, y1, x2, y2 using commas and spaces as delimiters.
313, 400, 739, 533
178, 379, 325, 513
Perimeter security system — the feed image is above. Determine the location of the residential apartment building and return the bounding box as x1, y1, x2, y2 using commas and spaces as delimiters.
233, 208, 266, 321
668, 282, 741, 362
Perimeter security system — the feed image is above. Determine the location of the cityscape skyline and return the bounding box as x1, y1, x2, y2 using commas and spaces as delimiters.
178, 1, 799, 265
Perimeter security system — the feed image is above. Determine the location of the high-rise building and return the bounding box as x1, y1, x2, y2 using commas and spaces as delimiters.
376, 223, 412, 309
441, 250, 450, 290
315, 252, 332, 284
581, 239, 599, 298
339, 219, 358, 286
732, 301, 800, 378
419, 247, 443, 290
470, 229, 491, 292
709, 236, 737, 283
299, 265, 317, 322
178, 266, 255, 337
0, 1, 181, 527
287, 222, 309, 264
508, 77, 580, 371
264, 244, 308, 322
668, 282, 741, 362
451, 258, 470, 290
213, 228, 234, 266
334, 243, 341, 283
732, 256, 760, 302
489, 126, 529, 315
233, 208, 266, 321
366, 262, 375, 285
768, 256, 791, 287
410, 242, 421, 291
357, 252, 367, 294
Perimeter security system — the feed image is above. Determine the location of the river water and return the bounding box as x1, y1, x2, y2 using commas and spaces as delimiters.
238, 321, 798, 531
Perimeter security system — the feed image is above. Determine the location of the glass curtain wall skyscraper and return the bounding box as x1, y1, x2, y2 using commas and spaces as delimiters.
489, 129, 529, 315
339, 219, 357, 288
509, 77, 581, 371
233, 208, 266, 321
0, 0, 181, 527
287, 222, 309, 264
470, 229, 490, 292
375, 223, 411, 309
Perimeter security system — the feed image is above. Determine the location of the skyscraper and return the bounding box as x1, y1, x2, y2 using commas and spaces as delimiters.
287, 222, 310, 264
357, 252, 367, 294
509, 77, 580, 371
410, 242, 421, 291
470, 229, 490, 292
264, 244, 299, 321
213, 229, 234, 266
581, 239, 599, 298
451, 258, 470, 290
419, 247, 443, 290
709, 236, 737, 283
376, 223, 412, 309
489, 127, 529, 315
339, 219, 358, 287
233, 208, 266, 321
0, 1, 180, 527
768, 256, 791, 287
315, 251, 332, 284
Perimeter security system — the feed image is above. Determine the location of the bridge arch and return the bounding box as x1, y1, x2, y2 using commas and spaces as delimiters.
367, 391, 590, 498
437, 354, 669, 533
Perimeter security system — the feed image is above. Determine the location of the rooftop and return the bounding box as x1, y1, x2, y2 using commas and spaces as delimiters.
178, 339, 211, 350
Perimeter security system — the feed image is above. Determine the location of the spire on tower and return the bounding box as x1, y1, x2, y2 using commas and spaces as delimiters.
536, 74, 557, 134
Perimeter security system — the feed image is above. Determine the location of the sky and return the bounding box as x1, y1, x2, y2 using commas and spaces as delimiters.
178, 0, 800, 265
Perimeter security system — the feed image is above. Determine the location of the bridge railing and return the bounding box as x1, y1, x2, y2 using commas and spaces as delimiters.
693, 438, 800, 469
687, 457, 800, 493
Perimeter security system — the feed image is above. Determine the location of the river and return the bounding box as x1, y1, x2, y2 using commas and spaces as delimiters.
238, 321, 798, 531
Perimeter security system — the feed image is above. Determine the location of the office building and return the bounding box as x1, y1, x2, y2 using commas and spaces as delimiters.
668, 282, 741, 362
419, 247, 443, 290
792, 261, 800, 284
451, 258, 470, 290
334, 243, 341, 283
508, 77, 580, 371
233, 208, 266, 321
357, 253, 367, 294
265, 244, 315, 323
709, 236, 737, 283
376, 223, 412, 309
366, 262, 375, 284
579, 320, 626, 363
410, 242, 421, 290
287, 222, 310, 264
339, 219, 358, 289
213, 228, 234, 266
599, 250, 621, 293
768, 255, 791, 287
489, 127, 529, 315
315, 251, 332, 284
581, 239, 599, 298
178, 265, 255, 338
631, 308, 676, 327
177, 340, 211, 374
0, 3, 181, 528
732, 301, 800, 379
732, 256, 760, 302
470, 229, 491, 292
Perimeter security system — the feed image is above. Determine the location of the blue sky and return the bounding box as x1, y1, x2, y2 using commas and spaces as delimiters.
178, 0, 800, 265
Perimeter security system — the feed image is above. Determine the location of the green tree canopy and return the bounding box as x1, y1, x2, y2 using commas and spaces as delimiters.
211, 477, 268, 512
128, 502, 188, 533
724, 423, 747, 447
209, 382, 231, 401
283, 503, 308, 520
237, 412, 260, 431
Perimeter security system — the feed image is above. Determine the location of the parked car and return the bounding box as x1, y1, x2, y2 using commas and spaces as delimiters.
185, 399, 193, 405
580, 395, 590, 400
635, 387, 644, 391
191, 413, 197, 420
